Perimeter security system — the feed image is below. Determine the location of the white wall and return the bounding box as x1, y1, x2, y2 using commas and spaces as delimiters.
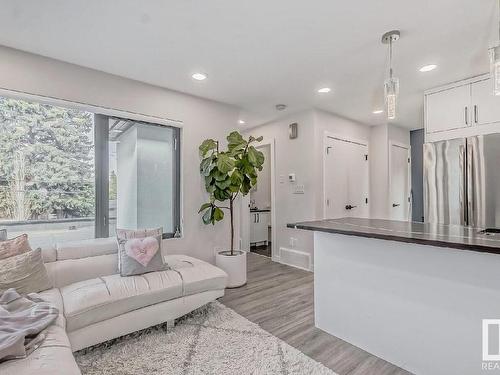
245, 109, 372, 268
250, 144, 271, 209
245, 110, 316, 266
370, 125, 389, 219
0, 46, 240, 263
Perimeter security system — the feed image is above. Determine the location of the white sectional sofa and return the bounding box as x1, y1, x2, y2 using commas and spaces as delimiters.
0, 237, 228, 375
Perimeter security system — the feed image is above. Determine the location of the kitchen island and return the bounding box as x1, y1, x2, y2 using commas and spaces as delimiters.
288, 217, 500, 375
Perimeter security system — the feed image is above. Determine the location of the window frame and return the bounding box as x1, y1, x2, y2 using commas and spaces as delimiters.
0, 88, 183, 241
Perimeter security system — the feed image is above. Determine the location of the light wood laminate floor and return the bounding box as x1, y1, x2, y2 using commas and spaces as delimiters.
220, 253, 412, 375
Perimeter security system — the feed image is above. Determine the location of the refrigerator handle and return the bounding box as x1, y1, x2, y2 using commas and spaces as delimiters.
467, 144, 474, 227
464, 107, 468, 126
460, 144, 467, 226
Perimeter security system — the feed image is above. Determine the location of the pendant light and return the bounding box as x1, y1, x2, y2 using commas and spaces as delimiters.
490, 0, 500, 95
382, 30, 400, 120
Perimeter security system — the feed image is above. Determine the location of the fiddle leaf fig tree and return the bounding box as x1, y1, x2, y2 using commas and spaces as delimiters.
198, 131, 264, 256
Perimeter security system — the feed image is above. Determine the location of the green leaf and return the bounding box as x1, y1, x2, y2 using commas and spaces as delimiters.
240, 176, 252, 195
217, 153, 235, 174
202, 207, 213, 225
205, 175, 214, 185
227, 131, 247, 152
214, 188, 231, 201
230, 169, 243, 185
248, 135, 263, 143
228, 142, 246, 156
213, 207, 224, 221
200, 157, 214, 176
215, 178, 232, 190
198, 202, 212, 213
247, 146, 264, 167
213, 169, 227, 181
199, 139, 217, 157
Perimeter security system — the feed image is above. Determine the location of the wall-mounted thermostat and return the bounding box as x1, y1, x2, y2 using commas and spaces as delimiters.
288, 173, 296, 182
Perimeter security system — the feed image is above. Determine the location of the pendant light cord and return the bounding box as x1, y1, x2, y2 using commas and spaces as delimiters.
389, 38, 393, 78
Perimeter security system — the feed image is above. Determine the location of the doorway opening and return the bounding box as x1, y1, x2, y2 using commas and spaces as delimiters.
250, 144, 271, 257
389, 142, 411, 221
240, 140, 276, 259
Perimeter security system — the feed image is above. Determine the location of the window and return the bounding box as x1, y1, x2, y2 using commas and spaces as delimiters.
0, 95, 181, 249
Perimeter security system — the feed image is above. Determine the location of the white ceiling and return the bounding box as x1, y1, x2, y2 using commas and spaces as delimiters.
0, 0, 498, 129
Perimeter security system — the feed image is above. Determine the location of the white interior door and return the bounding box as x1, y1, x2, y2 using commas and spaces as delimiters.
390, 143, 411, 221
324, 137, 369, 219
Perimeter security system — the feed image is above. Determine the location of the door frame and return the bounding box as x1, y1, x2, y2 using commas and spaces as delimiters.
322, 131, 370, 219
240, 138, 277, 261
388, 141, 412, 221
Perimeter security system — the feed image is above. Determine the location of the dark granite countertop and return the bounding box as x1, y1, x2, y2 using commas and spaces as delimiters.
287, 217, 500, 255
250, 209, 271, 213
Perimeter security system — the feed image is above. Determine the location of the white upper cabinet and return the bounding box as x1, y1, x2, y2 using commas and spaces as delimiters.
425, 84, 471, 133
425, 74, 500, 142
470, 79, 500, 127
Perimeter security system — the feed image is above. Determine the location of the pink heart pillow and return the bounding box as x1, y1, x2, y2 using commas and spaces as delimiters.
124, 237, 159, 267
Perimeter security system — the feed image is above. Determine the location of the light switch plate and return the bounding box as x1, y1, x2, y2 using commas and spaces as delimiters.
293, 184, 305, 194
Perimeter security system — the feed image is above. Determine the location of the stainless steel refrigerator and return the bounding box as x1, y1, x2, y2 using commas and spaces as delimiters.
423, 134, 500, 229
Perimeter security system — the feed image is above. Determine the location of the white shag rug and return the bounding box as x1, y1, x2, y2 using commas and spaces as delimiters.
75, 301, 336, 375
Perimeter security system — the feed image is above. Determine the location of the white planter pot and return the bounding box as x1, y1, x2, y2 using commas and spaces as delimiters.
215, 250, 247, 288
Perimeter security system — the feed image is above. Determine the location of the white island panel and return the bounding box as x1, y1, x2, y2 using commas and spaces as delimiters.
314, 231, 500, 375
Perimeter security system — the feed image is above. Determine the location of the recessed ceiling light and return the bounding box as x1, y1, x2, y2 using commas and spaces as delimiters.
317, 87, 331, 93
419, 64, 437, 72
192, 72, 207, 81
238, 120, 245, 125
372, 110, 384, 114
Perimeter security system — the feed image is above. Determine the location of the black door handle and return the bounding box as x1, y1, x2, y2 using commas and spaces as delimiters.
392, 203, 400, 207
345, 205, 357, 210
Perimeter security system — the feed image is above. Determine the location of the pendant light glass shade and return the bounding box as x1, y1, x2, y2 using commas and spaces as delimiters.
384, 76, 399, 120
382, 30, 400, 121
491, 44, 500, 96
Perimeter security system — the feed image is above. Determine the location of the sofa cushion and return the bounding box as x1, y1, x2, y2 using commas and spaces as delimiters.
40, 246, 57, 264
38, 288, 65, 329
61, 270, 183, 332
45, 253, 118, 290
0, 306, 78, 375
165, 255, 228, 295
0, 234, 32, 260
0, 344, 80, 375
0, 248, 52, 294
56, 237, 117, 261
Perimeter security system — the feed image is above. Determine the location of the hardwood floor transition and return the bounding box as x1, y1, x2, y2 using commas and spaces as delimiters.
220, 252, 412, 375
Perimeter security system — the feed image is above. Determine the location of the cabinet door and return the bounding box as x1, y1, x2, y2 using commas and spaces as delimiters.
251, 213, 268, 243
471, 79, 500, 127
425, 84, 471, 133
249, 213, 256, 243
